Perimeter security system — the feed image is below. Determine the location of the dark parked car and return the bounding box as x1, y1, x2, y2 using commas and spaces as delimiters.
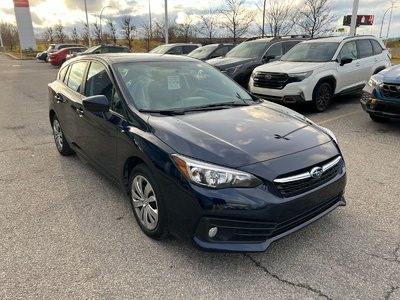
361, 65, 400, 122
207, 36, 307, 88
68, 44, 129, 59
149, 43, 201, 55
48, 53, 346, 252
36, 51, 48, 61
188, 44, 236, 61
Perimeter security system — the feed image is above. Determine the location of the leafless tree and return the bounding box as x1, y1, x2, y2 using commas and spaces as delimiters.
177, 15, 195, 42
71, 27, 80, 43
107, 18, 118, 44
45, 26, 54, 43
199, 8, 219, 43
220, 0, 254, 43
153, 19, 177, 42
121, 15, 135, 50
0, 22, 19, 50
82, 23, 90, 46
55, 23, 67, 43
142, 20, 153, 51
92, 19, 102, 44
295, 0, 335, 37
264, 0, 296, 37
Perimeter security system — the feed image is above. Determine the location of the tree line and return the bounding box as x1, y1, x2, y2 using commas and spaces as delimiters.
0, 0, 335, 51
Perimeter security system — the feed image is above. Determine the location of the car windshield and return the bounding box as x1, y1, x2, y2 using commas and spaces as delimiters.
188, 45, 217, 59
149, 45, 171, 54
282, 42, 339, 62
115, 61, 254, 112
225, 41, 268, 58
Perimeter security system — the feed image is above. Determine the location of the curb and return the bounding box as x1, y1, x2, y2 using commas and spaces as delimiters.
1, 52, 36, 60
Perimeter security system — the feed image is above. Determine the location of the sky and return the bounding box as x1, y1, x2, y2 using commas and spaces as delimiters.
0, 0, 399, 39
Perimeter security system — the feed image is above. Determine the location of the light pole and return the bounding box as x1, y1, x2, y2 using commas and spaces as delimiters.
165, 0, 168, 44
0, 27, 4, 52
380, 6, 393, 37
350, 0, 359, 36
262, 0, 266, 37
84, 0, 91, 47
149, 0, 152, 39
100, 5, 112, 44
386, 1, 395, 38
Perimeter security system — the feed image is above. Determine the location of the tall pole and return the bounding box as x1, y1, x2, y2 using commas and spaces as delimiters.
164, 0, 168, 44
379, 7, 392, 38
0, 26, 4, 52
262, 0, 266, 37
100, 6, 111, 44
149, 0, 152, 39
84, 0, 91, 47
386, 3, 394, 38
349, 0, 359, 36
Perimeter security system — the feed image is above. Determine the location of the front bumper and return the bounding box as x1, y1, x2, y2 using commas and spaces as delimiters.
360, 87, 400, 120
163, 154, 347, 252
249, 77, 314, 103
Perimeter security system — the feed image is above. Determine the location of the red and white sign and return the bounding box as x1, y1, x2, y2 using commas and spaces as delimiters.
13, 0, 29, 8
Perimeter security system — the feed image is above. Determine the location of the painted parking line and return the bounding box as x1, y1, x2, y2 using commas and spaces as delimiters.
318, 110, 362, 125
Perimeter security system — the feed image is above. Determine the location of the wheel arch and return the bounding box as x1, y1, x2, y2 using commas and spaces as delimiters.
122, 156, 146, 192
315, 76, 336, 94
49, 109, 56, 125
373, 67, 385, 75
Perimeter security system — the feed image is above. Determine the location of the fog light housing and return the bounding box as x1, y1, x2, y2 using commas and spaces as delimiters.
208, 227, 218, 238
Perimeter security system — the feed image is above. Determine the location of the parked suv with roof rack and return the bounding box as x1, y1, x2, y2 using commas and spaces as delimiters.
149, 43, 202, 55
249, 35, 391, 112
206, 36, 308, 88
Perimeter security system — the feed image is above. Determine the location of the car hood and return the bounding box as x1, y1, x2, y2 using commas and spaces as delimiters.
255, 60, 325, 73
206, 57, 254, 69
375, 65, 400, 84
149, 102, 331, 168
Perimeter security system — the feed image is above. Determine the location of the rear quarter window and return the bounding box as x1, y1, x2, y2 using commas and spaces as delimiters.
356, 39, 373, 58
371, 40, 383, 55
58, 65, 69, 81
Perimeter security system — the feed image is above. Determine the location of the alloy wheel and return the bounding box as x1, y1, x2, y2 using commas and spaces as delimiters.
53, 119, 63, 151
131, 175, 159, 231
316, 85, 331, 111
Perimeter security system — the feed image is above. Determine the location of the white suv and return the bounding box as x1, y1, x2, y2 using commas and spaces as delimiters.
249, 36, 391, 111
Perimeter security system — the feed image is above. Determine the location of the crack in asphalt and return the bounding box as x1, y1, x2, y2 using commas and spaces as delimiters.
384, 286, 399, 300
394, 242, 400, 263
244, 253, 333, 300
362, 250, 400, 265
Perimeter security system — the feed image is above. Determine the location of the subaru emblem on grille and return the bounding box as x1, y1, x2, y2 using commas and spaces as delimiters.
310, 167, 323, 179
265, 74, 272, 79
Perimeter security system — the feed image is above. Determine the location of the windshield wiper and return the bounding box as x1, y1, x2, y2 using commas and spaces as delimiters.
138, 109, 186, 115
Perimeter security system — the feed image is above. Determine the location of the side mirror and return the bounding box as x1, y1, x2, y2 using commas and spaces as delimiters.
82, 95, 109, 112
339, 57, 353, 66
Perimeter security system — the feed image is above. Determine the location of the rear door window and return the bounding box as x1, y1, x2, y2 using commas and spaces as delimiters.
371, 39, 383, 55
66, 61, 87, 93
183, 45, 198, 54
265, 43, 282, 58
283, 41, 300, 54
356, 39, 373, 58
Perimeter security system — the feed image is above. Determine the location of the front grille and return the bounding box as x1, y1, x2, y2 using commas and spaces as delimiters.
374, 103, 400, 114
274, 157, 341, 197
380, 84, 400, 99
253, 72, 294, 89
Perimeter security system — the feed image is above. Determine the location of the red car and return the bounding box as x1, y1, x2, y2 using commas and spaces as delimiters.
48, 47, 86, 66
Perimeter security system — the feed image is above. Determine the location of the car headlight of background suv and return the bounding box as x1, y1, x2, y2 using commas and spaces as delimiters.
224, 64, 243, 75
288, 71, 313, 82
367, 76, 382, 87
171, 154, 262, 188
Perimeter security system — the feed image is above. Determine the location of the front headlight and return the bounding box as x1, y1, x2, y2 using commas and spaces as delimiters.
288, 71, 313, 81
367, 76, 382, 87
224, 64, 243, 75
171, 154, 262, 189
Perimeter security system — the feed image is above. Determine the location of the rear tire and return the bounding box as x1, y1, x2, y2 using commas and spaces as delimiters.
129, 164, 169, 240
369, 114, 389, 122
52, 115, 74, 155
312, 82, 333, 112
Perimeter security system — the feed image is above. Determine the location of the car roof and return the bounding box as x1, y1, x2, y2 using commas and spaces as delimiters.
305, 35, 381, 43
69, 53, 198, 64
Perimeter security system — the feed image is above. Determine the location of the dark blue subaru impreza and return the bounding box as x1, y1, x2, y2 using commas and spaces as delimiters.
48, 53, 346, 252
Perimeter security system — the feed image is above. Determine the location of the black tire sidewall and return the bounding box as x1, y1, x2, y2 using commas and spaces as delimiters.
52, 115, 74, 155
313, 82, 332, 112
129, 164, 168, 239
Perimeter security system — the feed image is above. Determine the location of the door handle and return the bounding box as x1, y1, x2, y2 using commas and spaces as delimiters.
76, 108, 84, 117
355, 62, 360, 67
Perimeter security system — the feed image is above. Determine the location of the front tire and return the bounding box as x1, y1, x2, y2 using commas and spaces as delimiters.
52, 115, 74, 155
369, 114, 389, 122
312, 82, 332, 112
129, 164, 169, 240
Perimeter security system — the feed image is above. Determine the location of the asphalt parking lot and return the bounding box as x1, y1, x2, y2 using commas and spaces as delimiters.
0, 54, 399, 300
